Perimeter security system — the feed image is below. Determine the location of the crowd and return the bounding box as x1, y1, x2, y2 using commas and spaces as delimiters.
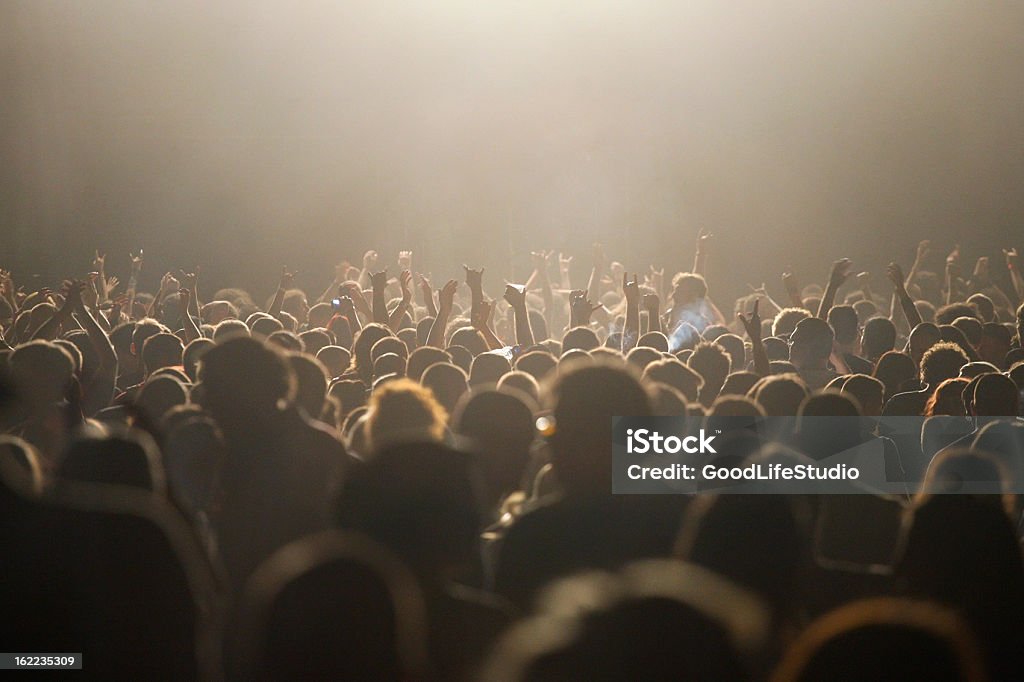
1, 234, 1023, 680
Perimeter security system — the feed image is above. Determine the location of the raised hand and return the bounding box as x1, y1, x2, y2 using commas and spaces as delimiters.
463, 265, 484, 292
569, 289, 602, 327
622, 272, 640, 304
946, 244, 960, 267
160, 271, 181, 295
559, 252, 573, 274
642, 292, 660, 312
696, 228, 713, 254
592, 243, 607, 272
340, 282, 371, 315
887, 263, 906, 291
503, 283, 527, 309
370, 269, 388, 291
105, 275, 120, 295
363, 250, 379, 271
130, 249, 144, 272
93, 250, 106, 271
336, 295, 357, 319
915, 240, 931, 262
178, 287, 192, 309
737, 298, 761, 340
398, 270, 413, 303
398, 250, 412, 271
471, 298, 494, 329
278, 267, 296, 291
438, 279, 459, 312
178, 267, 200, 290
973, 256, 990, 280
1004, 247, 1019, 271
60, 280, 87, 312
828, 258, 853, 288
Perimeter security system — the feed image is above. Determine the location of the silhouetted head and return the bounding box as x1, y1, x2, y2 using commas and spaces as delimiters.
547, 361, 651, 496
59, 428, 165, 492
198, 337, 295, 436
365, 378, 447, 453
773, 598, 985, 682
420, 362, 468, 417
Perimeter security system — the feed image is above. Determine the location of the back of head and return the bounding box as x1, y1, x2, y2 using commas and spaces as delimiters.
469, 352, 512, 388
873, 350, 917, 398
827, 305, 859, 345
643, 358, 703, 402
773, 598, 985, 682
548, 361, 651, 495
773, 307, 811, 338
316, 345, 351, 378
366, 378, 447, 453
562, 327, 600, 353
861, 317, 896, 360
419, 362, 467, 417
142, 332, 184, 376
751, 373, 809, 417
678, 494, 803, 619
8, 340, 75, 407
920, 342, 970, 387
198, 337, 294, 430
483, 562, 762, 682
335, 442, 480, 577
636, 331, 669, 353
298, 329, 331, 357
841, 374, 884, 417
970, 373, 1018, 417
687, 341, 731, 395
790, 317, 835, 366
238, 531, 429, 682
59, 429, 164, 492
287, 354, 329, 420
514, 350, 557, 383
406, 346, 450, 382
135, 375, 188, 426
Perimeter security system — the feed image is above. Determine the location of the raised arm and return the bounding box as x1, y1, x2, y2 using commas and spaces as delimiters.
74, 285, 118, 415
178, 267, 201, 319
268, 268, 294, 319
944, 245, 961, 305
887, 263, 923, 329
387, 270, 413, 332
471, 298, 503, 351
693, 228, 712, 277
569, 289, 603, 329
621, 272, 640, 352
357, 250, 378, 290
418, 273, 438, 318
558, 252, 573, 290
816, 258, 852, 319
782, 270, 804, 309
126, 250, 143, 320
1005, 248, 1023, 303
178, 288, 201, 343
587, 243, 607, 309
643, 293, 661, 334
503, 284, 535, 349
904, 240, 929, 289
738, 299, 769, 377
426, 279, 459, 349
370, 270, 390, 325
